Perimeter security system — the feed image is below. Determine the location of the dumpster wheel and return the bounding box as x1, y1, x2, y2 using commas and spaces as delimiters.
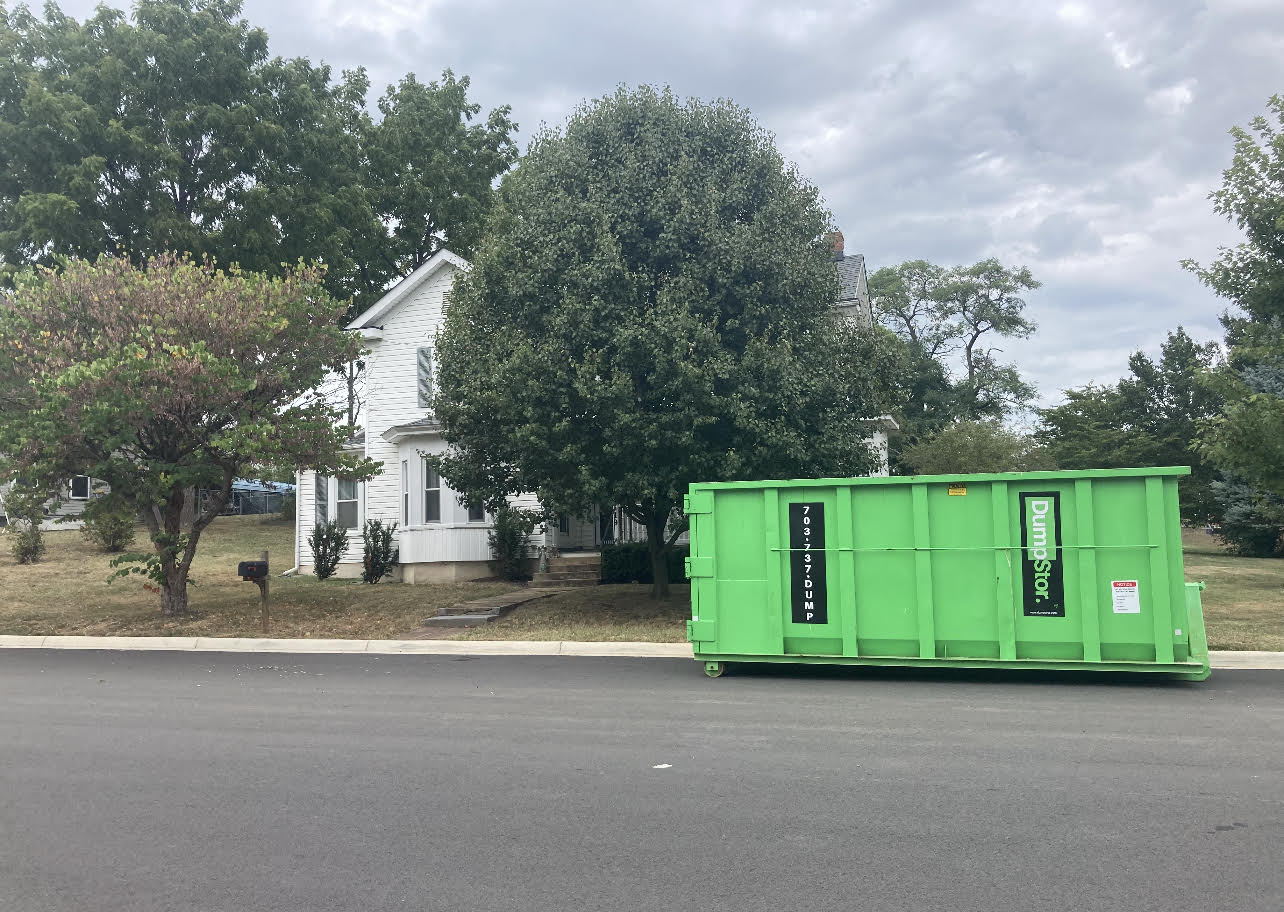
704, 661, 726, 678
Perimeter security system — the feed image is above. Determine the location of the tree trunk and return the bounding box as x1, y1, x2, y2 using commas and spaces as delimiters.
646, 516, 670, 600
159, 563, 190, 616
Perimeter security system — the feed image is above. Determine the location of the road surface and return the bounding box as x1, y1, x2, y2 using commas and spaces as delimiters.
1, 650, 1280, 911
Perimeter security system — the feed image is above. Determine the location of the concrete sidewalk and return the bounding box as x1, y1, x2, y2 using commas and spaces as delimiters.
0, 634, 1281, 668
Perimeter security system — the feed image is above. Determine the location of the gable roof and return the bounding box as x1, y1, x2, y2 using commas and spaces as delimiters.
835, 252, 867, 304
346, 249, 470, 331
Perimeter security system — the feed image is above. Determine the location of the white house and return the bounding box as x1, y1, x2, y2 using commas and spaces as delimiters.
0, 475, 104, 531
295, 239, 894, 582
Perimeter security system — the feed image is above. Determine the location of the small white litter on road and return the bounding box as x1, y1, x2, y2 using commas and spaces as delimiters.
652, 763, 672, 769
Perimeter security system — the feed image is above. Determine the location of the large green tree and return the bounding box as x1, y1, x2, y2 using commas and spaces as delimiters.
1186, 94, 1284, 496
0, 1, 517, 309
0, 254, 377, 614
1037, 327, 1224, 523
434, 86, 903, 597
869, 257, 1040, 423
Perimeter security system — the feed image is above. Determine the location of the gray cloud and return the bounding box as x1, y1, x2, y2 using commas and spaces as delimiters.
50, 0, 1284, 403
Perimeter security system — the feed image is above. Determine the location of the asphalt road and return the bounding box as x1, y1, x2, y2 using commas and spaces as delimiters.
1, 651, 1280, 912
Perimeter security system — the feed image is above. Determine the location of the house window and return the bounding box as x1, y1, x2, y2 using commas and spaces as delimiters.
69, 476, 91, 500
336, 478, 359, 529
558, 515, 569, 534
467, 501, 485, 523
315, 475, 329, 525
424, 462, 441, 523
417, 346, 434, 408
402, 460, 409, 526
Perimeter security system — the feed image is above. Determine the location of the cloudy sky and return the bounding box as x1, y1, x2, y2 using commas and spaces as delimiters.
57, 0, 1284, 404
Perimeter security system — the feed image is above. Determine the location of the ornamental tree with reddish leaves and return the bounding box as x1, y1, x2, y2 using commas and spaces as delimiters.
0, 253, 377, 614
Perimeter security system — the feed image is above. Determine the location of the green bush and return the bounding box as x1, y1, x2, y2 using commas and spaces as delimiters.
488, 503, 538, 581
4, 477, 49, 564
600, 542, 689, 584
1210, 475, 1284, 557
11, 528, 45, 563
361, 518, 398, 583
80, 494, 138, 552
308, 520, 349, 580
277, 490, 296, 522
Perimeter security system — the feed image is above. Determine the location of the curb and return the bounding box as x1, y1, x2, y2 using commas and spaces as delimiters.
0, 635, 1281, 668
0, 634, 692, 659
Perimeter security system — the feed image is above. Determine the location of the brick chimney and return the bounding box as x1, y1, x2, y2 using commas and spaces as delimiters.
825, 230, 845, 260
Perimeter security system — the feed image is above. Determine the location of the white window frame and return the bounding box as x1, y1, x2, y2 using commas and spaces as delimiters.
336, 478, 359, 530
466, 500, 485, 523
69, 475, 91, 500
424, 460, 441, 523
402, 460, 410, 526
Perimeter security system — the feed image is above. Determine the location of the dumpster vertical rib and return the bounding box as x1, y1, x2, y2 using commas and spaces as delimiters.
911, 484, 936, 659
763, 488, 785, 654
1074, 479, 1102, 663
991, 481, 1017, 660
836, 486, 859, 657
1146, 476, 1176, 664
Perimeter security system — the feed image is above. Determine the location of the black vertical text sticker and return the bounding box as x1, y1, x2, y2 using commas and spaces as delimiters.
789, 502, 827, 624
1020, 491, 1065, 617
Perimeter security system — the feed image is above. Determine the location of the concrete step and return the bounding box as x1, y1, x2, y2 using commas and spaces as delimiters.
529, 578, 597, 589
545, 559, 601, 572
534, 569, 602, 581
420, 611, 502, 628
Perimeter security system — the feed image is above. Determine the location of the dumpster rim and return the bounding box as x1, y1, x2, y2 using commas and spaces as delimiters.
686, 466, 1191, 493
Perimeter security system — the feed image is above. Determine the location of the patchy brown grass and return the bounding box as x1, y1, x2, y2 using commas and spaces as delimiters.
0, 519, 1278, 649
1182, 528, 1284, 651
452, 584, 691, 643
0, 516, 516, 639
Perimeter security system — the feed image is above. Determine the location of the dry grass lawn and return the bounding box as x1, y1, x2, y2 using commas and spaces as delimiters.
0, 516, 516, 639
0, 518, 1278, 650
1182, 527, 1284, 652
452, 584, 691, 642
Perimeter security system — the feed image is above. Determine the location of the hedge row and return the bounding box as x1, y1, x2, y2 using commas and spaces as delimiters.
600, 542, 690, 584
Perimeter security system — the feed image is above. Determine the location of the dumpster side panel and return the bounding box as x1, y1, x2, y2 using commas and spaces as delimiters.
849, 484, 919, 656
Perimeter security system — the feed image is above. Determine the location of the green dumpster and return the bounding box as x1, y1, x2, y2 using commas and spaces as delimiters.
684, 468, 1210, 681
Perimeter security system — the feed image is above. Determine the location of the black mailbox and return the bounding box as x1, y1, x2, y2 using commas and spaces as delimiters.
238, 560, 269, 580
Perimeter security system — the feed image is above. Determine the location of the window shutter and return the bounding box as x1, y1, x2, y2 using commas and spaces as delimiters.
315, 475, 329, 524
417, 346, 434, 407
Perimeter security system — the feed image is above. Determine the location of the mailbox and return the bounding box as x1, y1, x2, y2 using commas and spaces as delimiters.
238, 560, 269, 581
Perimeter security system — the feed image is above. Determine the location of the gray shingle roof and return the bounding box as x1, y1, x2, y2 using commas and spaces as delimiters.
835, 252, 866, 303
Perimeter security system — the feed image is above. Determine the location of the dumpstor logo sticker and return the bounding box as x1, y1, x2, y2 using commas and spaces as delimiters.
1020, 492, 1065, 617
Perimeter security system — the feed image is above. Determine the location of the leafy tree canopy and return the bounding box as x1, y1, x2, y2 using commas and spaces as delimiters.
1037, 327, 1224, 523
1185, 94, 1284, 496
434, 86, 904, 597
0, 0, 517, 312
0, 253, 377, 614
869, 257, 1040, 428
897, 420, 1056, 475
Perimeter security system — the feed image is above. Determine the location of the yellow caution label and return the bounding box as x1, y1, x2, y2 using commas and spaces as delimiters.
948, 483, 967, 496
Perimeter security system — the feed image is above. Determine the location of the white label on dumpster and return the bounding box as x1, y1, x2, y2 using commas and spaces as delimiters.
1111, 580, 1140, 614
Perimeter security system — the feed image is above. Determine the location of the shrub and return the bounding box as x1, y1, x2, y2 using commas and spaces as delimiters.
488, 503, 538, 581
308, 520, 349, 580
1210, 475, 1284, 557
277, 490, 296, 522
4, 477, 49, 564
600, 542, 689, 584
80, 494, 138, 553
11, 528, 45, 563
361, 518, 398, 583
